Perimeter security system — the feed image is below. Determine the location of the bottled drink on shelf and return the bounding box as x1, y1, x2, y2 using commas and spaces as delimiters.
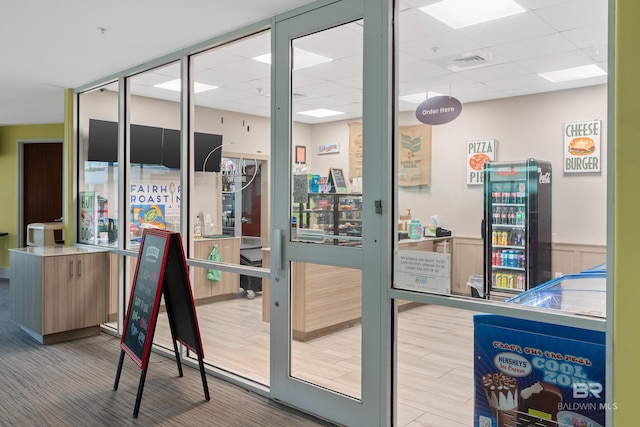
517, 182, 526, 203
493, 184, 501, 204
508, 207, 515, 225
502, 183, 511, 203
500, 207, 508, 224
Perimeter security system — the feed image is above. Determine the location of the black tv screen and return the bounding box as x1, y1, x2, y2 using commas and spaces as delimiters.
88, 119, 118, 162
162, 128, 181, 169
130, 124, 163, 165
194, 132, 222, 172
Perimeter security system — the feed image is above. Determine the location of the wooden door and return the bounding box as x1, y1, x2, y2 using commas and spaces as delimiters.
23, 142, 63, 246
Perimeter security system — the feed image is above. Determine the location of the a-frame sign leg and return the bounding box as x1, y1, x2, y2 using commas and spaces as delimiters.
114, 349, 125, 390
133, 368, 149, 418
197, 353, 210, 401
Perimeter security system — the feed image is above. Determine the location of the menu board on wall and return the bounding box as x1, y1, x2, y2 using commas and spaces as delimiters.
398, 124, 432, 187
348, 122, 363, 180
350, 122, 432, 187
466, 139, 496, 185
564, 120, 601, 173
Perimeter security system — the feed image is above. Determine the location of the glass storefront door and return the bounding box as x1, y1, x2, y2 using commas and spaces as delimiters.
271, 1, 391, 425
269, 2, 369, 425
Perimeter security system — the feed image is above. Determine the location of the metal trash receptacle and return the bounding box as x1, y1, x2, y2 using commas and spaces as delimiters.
240, 246, 262, 299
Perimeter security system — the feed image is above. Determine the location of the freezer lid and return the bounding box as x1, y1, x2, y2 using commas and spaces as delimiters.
506, 273, 606, 319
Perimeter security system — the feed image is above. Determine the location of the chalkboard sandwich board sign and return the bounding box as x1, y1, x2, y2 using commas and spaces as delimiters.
328, 168, 347, 193
114, 228, 209, 418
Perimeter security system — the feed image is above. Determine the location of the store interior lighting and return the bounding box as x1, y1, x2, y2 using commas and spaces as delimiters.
154, 79, 218, 93
420, 0, 526, 29
538, 64, 607, 83
253, 48, 333, 70
297, 108, 344, 118
399, 91, 444, 104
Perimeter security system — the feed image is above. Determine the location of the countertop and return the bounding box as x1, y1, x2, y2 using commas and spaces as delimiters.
9, 246, 109, 256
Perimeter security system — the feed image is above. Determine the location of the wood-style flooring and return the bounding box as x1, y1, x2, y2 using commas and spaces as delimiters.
153, 295, 476, 427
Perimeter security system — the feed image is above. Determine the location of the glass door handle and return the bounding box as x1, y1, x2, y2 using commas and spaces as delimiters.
273, 228, 283, 270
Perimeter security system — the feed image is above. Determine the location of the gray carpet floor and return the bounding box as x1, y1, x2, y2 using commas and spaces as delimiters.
0, 279, 335, 426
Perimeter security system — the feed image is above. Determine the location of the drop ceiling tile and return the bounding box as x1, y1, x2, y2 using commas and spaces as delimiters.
491, 33, 576, 62
457, 10, 556, 47
293, 23, 364, 60
518, 0, 574, 10
562, 22, 607, 50
401, 31, 481, 60
458, 62, 529, 83
534, 0, 607, 32
398, 58, 451, 81
485, 73, 549, 90
398, 8, 456, 43
518, 49, 598, 73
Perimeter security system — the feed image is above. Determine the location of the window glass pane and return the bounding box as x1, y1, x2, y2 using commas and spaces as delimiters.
290, 21, 364, 248
395, 0, 609, 425
77, 82, 120, 330
78, 82, 120, 247
189, 31, 272, 385
127, 61, 182, 350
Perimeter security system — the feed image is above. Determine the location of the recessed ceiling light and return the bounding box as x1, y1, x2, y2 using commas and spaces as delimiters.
297, 108, 344, 118
252, 48, 332, 70
399, 91, 444, 103
538, 64, 607, 83
420, 0, 526, 29
154, 79, 217, 93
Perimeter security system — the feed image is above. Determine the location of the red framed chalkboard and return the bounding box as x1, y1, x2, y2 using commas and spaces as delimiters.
114, 229, 209, 418
120, 229, 169, 368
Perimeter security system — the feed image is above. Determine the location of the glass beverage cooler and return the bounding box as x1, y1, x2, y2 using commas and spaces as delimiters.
483, 159, 552, 297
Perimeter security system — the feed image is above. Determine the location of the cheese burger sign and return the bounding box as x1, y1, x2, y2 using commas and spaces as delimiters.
564, 120, 601, 173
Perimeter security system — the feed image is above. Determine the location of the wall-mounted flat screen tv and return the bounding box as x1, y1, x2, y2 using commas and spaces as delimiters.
161, 128, 181, 169
194, 132, 222, 172
130, 124, 163, 165
88, 119, 118, 162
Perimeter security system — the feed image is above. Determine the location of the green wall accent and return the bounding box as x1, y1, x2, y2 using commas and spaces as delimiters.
0, 123, 64, 271
613, 0, 639, 423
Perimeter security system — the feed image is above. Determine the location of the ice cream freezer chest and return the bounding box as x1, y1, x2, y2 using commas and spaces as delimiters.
474, 314, 606, 427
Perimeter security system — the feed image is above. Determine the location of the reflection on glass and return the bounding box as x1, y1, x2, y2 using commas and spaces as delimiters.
78, 82, 120, 247
290, 20, 364, 247
396, 300, 475, 426
78, 83, 120, 330
290, 261, 362, 399
126, 62, 182, 250
188, 31, 272, 384
126, 61, 182, 350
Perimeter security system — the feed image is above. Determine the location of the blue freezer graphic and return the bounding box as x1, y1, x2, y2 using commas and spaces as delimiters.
474, 273, 607, 427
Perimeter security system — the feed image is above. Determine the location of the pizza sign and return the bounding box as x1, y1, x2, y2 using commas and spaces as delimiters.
467, 139, 496, 185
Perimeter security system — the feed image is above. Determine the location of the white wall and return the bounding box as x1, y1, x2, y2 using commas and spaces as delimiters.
305, 85, 607, 245
81, 84, 607, 246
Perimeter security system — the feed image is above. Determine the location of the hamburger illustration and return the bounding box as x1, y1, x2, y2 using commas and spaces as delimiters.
568, 137, 596, 156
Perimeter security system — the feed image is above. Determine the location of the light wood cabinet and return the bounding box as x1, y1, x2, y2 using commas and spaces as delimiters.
10, 246, 108, 344
193, 237, 241, 302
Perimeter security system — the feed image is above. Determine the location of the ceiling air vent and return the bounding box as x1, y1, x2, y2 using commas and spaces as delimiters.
453, 54, 488, 66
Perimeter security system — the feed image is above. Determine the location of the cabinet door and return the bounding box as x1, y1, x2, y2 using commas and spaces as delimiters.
76, 252, 108, 328
42, 255, 80, 335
